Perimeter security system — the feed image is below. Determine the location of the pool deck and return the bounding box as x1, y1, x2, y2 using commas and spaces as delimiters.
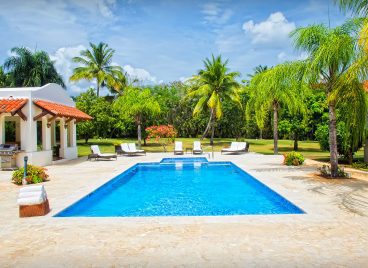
1, 152, 368, 267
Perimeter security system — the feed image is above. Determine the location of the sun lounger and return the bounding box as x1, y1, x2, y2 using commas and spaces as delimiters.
88, 145, 117, 160
193, 141, 203, 155
17, 185, 50, 217
119, 143, 146, 156
129, 143, 146, 155
221, 141, 249, 154
174, 141, 184, 155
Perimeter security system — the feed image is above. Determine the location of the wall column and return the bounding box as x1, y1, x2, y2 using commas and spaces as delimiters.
41, 117, 51, 151
68, 120, 76, 147
59, 118, 67, 158
50, 121, 56, 147
0, 115, 5, 144
20, 116, 37, 153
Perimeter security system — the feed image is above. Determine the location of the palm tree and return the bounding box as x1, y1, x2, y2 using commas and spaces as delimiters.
248, 65, 268, 78
3, 47, 65, 87
336, 1, 368, 164
336, 0, 368, 15
187, 55, 241, 145
247, 61, 307, 154
70, 42, 124, 96
290, 20, 367, 176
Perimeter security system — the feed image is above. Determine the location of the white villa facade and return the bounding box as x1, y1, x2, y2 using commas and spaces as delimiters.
0, 83, 91, 167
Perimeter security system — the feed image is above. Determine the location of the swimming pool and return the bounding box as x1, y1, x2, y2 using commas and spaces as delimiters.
56, 158, 304, 217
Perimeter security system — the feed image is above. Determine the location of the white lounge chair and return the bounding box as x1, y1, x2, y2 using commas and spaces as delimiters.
119, 143, 146, 156
88, 145, 117, 160
221, 141, 249, 154
193, 141, 203, 155
129, 143, 146, 155
174, 141, 184, 155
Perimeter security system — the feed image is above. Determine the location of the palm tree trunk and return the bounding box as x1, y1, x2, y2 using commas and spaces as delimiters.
136, 114, 142, 147
293, 133, 298, 151
364, 139, 368, 164
202, 109, 214, 139
328, 102, 339, 177
96, 79, 100, 97
210, 121, 215, 146
137, 123, 142, 147
273, 102, 279, 155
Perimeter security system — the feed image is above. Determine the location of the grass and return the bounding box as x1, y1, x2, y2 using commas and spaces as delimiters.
78, 137, 363, 161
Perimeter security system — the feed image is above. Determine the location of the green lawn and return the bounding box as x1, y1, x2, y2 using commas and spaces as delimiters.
78, 138, 363, 161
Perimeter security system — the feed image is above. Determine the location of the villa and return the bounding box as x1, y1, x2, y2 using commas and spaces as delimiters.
0, 83, 91, 168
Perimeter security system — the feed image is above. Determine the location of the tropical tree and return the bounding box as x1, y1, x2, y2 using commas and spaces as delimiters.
75, 88, 117, 143
187, 55, 241, 145
337, 0, 368, 15
70, 42, 124, 96
114, 87, 161, 146
0, 66, 8, 87
3, 47, 64, 87
336, 0, 368, 164
247, 61, 307, 154
290, 19, 367, 176
248, 65, 268, 78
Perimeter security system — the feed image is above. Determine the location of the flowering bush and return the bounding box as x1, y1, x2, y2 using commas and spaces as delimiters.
12, 165, 49, 185
145, 125, 177, 144
283, 151, 305, 166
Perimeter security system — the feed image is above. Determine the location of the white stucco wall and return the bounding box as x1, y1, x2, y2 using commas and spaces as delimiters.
0, 84, 80, 167
16, 151, 53, 167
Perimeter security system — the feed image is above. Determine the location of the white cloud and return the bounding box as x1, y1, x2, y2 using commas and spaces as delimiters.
50, 45, 88, 95
202, 2, 233, 25
277, 51, 309, 62
123, 65, 158, 84
242, 12, 296, 46
73, 0, 117, 19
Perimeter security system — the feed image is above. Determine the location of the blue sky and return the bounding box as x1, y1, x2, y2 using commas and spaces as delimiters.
0, 0, 348, 95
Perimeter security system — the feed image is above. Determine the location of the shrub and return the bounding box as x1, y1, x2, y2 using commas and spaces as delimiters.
352, 162, 368, 170
318, 164, 348, 178
283, 151, 305, 166
12, 165, 49, 185
145, 125, 177, 144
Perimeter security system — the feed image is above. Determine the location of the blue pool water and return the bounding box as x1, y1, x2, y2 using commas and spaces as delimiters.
56, 158, 304, 217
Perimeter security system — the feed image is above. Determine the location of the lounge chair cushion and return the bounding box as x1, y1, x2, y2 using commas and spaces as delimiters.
128, 143, 145, 153
237, 142, 247, 150
121, 143, 130, 152
193, 141, 202, 151
19, 185, 45, 193
17, 191, 45, 206
175, 141, 183, 151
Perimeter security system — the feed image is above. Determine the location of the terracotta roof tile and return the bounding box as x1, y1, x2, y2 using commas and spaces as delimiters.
0, 98, 27, 114
33, 100, 92, 120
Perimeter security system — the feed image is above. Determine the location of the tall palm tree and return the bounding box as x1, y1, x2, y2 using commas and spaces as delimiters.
336, 1, 368, 163
3, 47, 65, 87
248, 65, 268, 78
336, 0, 368, 15
247, 61, 307, 154
70, 42, 124, 96
187, 55, 241, 145
290, 20, 367, 176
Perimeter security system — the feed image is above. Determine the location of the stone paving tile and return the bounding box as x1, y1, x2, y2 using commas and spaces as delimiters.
1, 152, 368, 267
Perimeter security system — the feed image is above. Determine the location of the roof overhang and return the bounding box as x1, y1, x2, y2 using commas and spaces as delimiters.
33, 100, 92, 126
0, 98, 28, 120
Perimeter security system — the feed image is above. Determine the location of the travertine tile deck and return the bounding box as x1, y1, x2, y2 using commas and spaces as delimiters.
1, 153, 368, 267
